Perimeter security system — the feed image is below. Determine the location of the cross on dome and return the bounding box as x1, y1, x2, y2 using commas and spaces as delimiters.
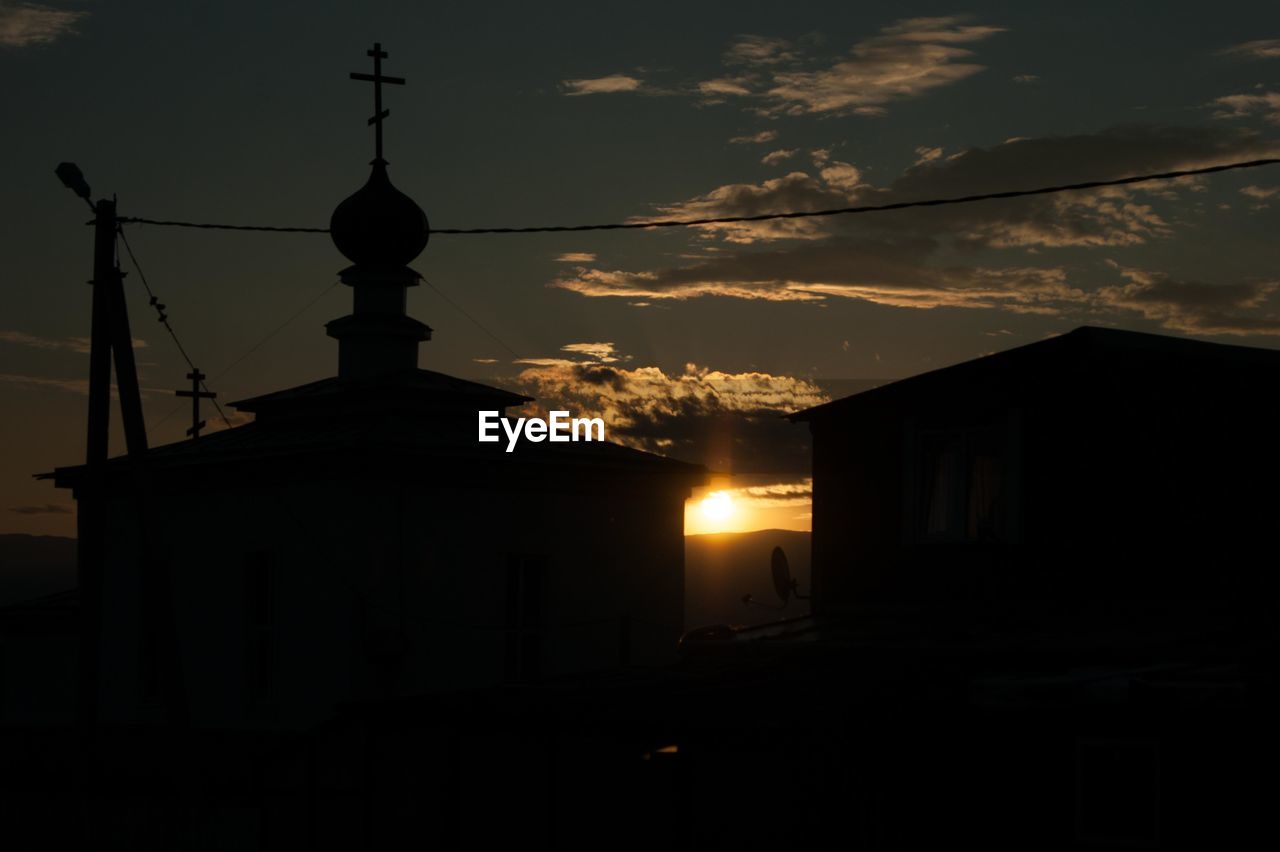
349, 42, 406, 163
330, 42, 429, 270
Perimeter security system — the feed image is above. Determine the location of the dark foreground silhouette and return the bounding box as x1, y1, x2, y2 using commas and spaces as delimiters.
4, 43, 1275, 850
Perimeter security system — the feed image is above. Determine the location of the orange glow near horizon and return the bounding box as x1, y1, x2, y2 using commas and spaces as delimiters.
698, 491, 735, 529
684, 481, 812, 536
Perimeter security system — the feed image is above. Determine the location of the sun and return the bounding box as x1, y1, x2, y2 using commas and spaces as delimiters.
699, 491, 735, 525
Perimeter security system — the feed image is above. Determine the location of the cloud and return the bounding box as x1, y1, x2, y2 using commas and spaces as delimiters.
561, 74, 643, 96
9, 503, 73, 515
0, 329, 146, 353
1221, 39, 1280, 60
1098, 264, 1280, 336
760, 148, 797, 165
870, 124, 1280, 248
698, 77, 755, 97
554, 252, 597, 263
0, 2, 85, 47
704, 17, 1004, 116
559, 341, 620, 362
637, 170, 855, 244
817, 161, 862, 194
0, 330, 92, 353
556, 251, 1280, 337
724, 35, 797, 66
643, 125, 1277, 250
0, 372, 89, 393
555, 124, 1280, 335
552, 236, 1078, 310
0, 371, 170, 397
808, 147, 864, 193
1240, 185, 1279, 199
729, 130, 779, 145
914, 146, 943, 164
513, 348, 827, 474
1211, 91, 1280, 124
734, 478, 813, 508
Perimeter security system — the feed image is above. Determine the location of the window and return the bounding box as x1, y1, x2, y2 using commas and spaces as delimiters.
244, 551, 276, 708
912, 423, 1009, 542
965, 428, 1005, 541
919, 431, 964, 537
504, 554, 548, 683
138, 557, 166, 706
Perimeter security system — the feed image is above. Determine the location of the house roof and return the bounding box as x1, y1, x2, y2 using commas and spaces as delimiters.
789, 325, 1280, 422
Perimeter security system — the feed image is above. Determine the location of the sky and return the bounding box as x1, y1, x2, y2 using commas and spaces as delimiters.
2, 0, 1279, 537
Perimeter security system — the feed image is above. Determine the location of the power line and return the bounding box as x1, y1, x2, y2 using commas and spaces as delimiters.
207, 280, 341, 385
147, 280, 341, 431
422, 274, 522, 360
119, 220, 328, 234
116, 227, 234, 431
115, 157, 1280, 236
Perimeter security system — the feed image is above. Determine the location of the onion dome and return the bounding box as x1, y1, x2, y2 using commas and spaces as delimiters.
329, 159, 429, 268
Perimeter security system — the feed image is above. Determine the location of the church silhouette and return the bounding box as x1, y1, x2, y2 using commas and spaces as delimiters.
1, 42, 1276, 852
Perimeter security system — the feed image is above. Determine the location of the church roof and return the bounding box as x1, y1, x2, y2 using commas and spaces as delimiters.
47, 369, 704, 487
229, 368, 531, 417
47, 419, 704, 486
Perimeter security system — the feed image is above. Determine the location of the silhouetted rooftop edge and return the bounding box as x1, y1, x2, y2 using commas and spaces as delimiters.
47, 395, 704, 485
229, 368, 531, 413
789, 325, 1280, 421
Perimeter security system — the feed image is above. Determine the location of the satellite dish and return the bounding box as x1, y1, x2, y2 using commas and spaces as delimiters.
771, 546, 792, 603
743, 544, 809, 611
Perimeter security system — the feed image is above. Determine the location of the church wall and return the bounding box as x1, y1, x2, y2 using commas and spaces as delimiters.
393, 475, 687, 691
92, 457, 691, 732
98, 486, 148, 724
96, 472, 365, 730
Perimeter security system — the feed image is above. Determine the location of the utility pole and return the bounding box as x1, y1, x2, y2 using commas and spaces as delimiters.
56, 163, 152, 828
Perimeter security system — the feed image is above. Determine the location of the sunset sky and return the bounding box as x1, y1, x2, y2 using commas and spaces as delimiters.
3, 1, 1279, 537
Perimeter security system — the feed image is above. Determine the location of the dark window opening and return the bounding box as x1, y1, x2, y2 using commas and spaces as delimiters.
915, 425, 1007, 542
505, 554, 548, 683
244, 551, 276, 708
138, 557, 166, 706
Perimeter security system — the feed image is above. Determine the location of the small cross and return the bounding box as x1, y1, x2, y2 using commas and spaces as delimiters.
350, 42, 406, 162
175, 369, 217, 440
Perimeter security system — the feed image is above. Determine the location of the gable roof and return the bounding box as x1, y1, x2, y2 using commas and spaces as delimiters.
46, 367, 704, 487
231, 368, 531, 417
789, 326, 1280, 422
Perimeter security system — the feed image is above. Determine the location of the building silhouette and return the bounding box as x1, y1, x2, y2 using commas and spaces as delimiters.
791, 325, 1280, 612
42, 147, 702, 736
6, 321, 1279, 849
2, 48, 711, 847
3, 43, 1276, 849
